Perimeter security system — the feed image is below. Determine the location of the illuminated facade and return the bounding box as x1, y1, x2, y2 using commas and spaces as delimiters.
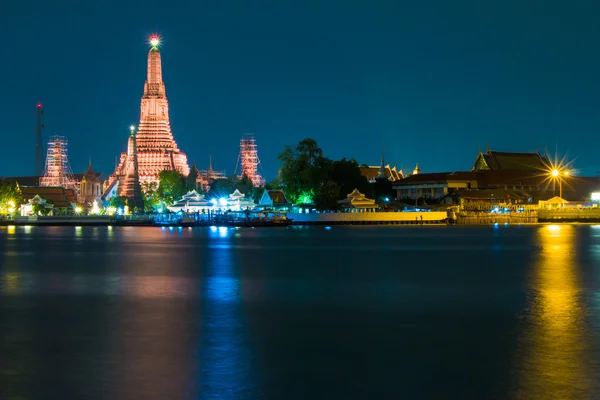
236, 134, 265, 187
110, 36, 189, 188
39, 135, 77, 191
77, 161, 102, 206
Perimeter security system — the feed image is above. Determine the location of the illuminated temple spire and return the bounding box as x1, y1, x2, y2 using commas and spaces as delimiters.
109, 35, 190, 190
117, 126, 144, 210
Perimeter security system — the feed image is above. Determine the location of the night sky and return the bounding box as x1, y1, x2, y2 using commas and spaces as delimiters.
2, 1, 600, 180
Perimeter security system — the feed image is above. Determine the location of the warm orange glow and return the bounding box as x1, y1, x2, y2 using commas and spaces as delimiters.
515, 225, 592, 397
552, 169, 559, 177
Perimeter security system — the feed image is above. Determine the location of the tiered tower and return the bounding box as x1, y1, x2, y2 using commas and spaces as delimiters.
117, 126, 144, 210
236, 134, 265, 187
111, 35, 189, 187
40, 135, 76, 189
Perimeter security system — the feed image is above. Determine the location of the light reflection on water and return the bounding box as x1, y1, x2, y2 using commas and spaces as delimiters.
513, 225, 596, 399
3, 225, 600, 399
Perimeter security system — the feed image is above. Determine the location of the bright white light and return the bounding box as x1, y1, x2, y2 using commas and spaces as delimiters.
157, 208, 163, 213
75, 206, 82, 214
210, 199, 218, 205
552, 169, 559, 177
130, 125, 135, 131
548, 225, 561, 232
591, 192, 600, 201
219, 198, 227, 206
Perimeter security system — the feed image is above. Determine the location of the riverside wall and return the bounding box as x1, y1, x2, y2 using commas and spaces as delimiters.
287, 212, 448, 225
538, 209, 600, 222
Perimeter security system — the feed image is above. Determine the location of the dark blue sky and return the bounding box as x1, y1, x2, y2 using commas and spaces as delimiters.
3, 1, 600, 179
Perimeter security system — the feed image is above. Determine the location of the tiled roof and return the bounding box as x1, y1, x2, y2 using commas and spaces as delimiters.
360, 166, 403, 181
21, 186, 77, 208
474, 150, 550, 172
267, 190, 288, 204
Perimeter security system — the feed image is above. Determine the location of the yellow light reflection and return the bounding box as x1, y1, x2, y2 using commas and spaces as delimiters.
2, 272, 20, 295
516, 225, 592, 398
7, 225, 15, 235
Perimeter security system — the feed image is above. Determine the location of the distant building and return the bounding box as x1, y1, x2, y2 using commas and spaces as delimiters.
195, 157, 227, 192
76, 161, 103, 206
359, 153, 404, 182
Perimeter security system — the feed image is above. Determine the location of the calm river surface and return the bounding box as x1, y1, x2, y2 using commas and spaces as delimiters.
1, 224, 600, 399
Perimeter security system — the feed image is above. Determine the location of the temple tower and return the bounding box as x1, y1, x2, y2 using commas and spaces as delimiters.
111, 36, 190, 187
40, 135, 76, 190
236, 134, 265, 187
377, 151, 387, 179
117, 126, 144, 210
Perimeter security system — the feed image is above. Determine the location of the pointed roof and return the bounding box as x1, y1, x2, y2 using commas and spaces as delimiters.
229, 189, 246, 200
85, 159, 95, 176
377, 151, 387, 179
338, 188, 377, 208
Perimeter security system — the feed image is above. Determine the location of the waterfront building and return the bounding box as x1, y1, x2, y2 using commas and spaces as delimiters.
257, 190, 289, 210
168, 190, 214, 213
337, 188, 378, 212
226, 189, 255, 211
393, 148, 600, 203
472, 149, 550, 172
108, 36, 189, 189
393, 172, 479, 200
19, 186, 77, 215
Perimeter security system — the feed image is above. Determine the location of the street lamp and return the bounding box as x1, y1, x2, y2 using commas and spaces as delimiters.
550, 169, 570, 204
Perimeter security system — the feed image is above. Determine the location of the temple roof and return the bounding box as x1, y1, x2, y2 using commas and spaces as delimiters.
360, 165, 403, 182
264, 190, 287, 204
472, 150, 550, 172
338, 188, 377, 208
20, 186, 77, 208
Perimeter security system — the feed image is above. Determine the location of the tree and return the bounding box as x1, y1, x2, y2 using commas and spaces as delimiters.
277, 138, 330, 204
235, 174, 254, 197
209, 177, 236, 198
314, 180, 340, 210
142, 181, 162, 211
329, 158, 372, 199
109, 196, 128, 209
157, 170, 192, 206
0, 179, 23, 216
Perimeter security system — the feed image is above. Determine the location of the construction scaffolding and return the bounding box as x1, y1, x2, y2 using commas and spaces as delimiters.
236, 134, 265, 187
40, 135, 77, 189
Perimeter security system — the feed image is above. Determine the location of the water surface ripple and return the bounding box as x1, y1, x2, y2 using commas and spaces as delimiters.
1, 224, 600, 399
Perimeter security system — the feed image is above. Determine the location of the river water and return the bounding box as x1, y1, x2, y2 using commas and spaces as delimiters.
1, 224, 600, 399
